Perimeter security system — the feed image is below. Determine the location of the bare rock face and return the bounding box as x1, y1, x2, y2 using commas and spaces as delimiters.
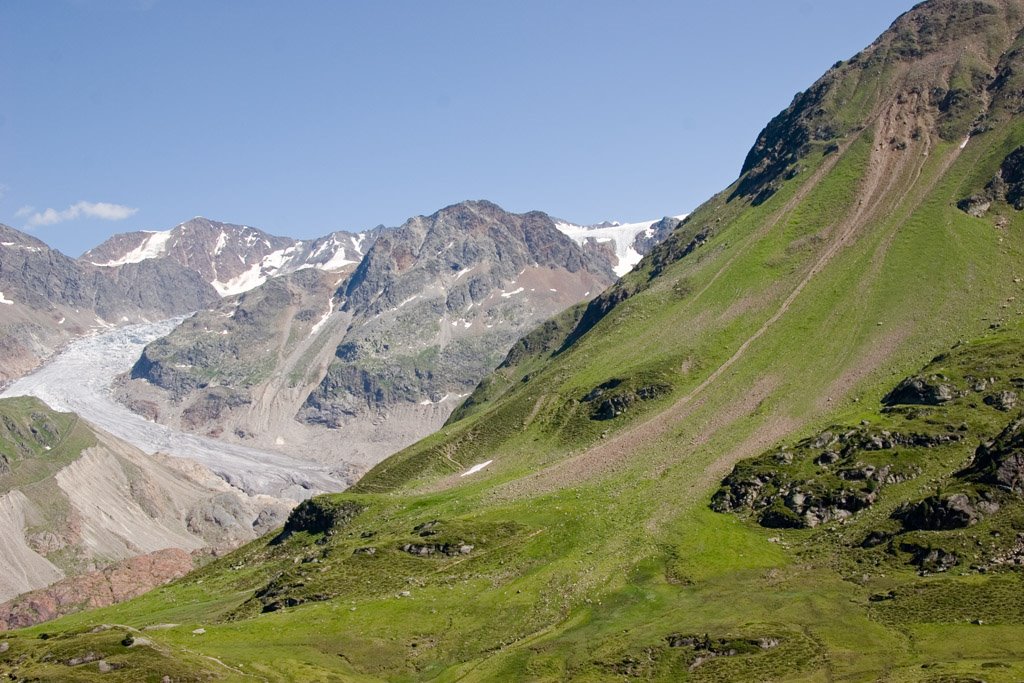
895, 493, 983, 531
0, 548, 194, 630
299, 201, 615, 429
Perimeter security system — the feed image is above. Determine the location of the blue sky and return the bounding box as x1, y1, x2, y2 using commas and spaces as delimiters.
0, 0, 918, 257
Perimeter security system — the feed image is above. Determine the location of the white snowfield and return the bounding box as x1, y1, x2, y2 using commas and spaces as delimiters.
0, 291, 13, 305
1, 320, 346, 500
91, 230, 173, 267
555, 215, 687, 277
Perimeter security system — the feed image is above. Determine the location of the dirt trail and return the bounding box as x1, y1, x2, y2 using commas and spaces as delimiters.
486, 84, 968, 503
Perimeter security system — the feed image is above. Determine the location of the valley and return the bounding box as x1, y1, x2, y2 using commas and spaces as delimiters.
5, 0, 1024, 680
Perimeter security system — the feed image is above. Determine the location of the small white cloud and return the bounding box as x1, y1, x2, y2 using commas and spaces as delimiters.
23, 201, 138, 227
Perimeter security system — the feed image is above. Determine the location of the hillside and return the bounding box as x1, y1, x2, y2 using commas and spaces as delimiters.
0, 397, 290, 629
7, 0, 1024, 680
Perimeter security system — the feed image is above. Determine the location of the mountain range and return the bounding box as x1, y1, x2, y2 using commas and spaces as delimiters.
104, 201, 676, 476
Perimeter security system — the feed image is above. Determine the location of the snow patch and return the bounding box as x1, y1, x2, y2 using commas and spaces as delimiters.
212, 263, 265, 296
309, 296, 335, 336
318, 248, 356, 271
0, 292, 12, 305
460, 460, 493, 477
213, 231, 228, 256
92, 231, 172, 267
212, 245, 303, 296
501, 287, 525, 298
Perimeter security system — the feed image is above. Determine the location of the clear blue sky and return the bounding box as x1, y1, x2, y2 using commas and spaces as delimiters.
0, 0, 918, 257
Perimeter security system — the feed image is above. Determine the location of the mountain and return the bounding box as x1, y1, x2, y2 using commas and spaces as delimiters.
12, 1, 1024, 679
0, 224, 218, 386
83, 216, 375, 296
0, 396, 290, 629
115, 201, 620, 476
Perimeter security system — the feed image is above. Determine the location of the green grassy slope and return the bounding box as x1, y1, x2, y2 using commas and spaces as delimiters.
8, 1, 1024, 680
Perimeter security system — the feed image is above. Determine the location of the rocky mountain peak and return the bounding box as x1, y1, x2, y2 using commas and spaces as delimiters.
341, 200, 613, 316
83, 217, 372, 297
732, 0, 1024, 206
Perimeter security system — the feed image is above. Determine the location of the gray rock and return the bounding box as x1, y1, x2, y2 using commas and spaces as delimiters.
882, 376, 957, 406
895, 493, 981, 530
984, 390, 1018, 411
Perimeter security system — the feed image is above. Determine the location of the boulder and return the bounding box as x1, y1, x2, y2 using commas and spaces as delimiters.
882, 376, 956, 406
984, 390, 1018, 412
895, 493, 981, 530
957, 194, 992, 217
963, 417, 1024, 494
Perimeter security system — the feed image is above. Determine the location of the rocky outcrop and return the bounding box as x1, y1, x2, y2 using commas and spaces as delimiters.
711, 424, 952, 527
582, 379, 671, 421
273, 497, 363, 543
400, 542, 474, 557
963, 415, 1024, 494
894, 493, 987, 530
984, 390, 1018, 411
0, 548, 194, 630
958, 146, 1024, 215
900, 543, 959, 573
882, 375, 958, 406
